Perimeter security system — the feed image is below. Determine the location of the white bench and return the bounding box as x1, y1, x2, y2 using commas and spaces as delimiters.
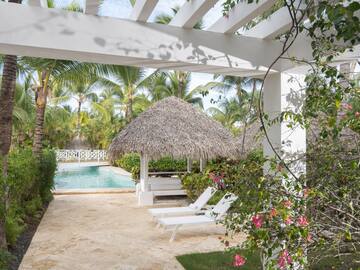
136, 177, 187, 205
150, 177, 186, 196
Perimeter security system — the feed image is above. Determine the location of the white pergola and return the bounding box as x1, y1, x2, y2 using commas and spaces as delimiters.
0, 0, 358, 183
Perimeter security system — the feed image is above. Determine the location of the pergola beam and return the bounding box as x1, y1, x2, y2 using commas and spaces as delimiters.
207, 0, 276, 34
1, 2, 306, 77
169, 0, 218, 29
129, 0, 159, 22
84, 0, 100, 15
244, 2, 305, 39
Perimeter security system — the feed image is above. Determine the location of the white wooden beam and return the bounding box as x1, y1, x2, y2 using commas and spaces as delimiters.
207, 0, 276, 34
169, 0, 218, 29
244, 2, 305, 40
27, 0, 48, 8
1, 2, 299, 76
129, 0, 159, 22
84, 0, 100, 15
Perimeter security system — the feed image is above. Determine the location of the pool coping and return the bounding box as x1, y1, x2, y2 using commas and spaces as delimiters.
53, 188, 135, 195
54, 164, 135, 195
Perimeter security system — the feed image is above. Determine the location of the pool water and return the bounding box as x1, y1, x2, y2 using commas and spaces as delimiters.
55, 165, 134, 189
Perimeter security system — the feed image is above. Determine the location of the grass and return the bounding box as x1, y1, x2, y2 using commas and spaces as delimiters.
177, 250, 261, 270
176, 249, 360, 270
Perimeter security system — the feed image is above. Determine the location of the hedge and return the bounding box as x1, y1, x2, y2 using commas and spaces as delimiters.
115, 153, 187, 180
0, 148, 57, 247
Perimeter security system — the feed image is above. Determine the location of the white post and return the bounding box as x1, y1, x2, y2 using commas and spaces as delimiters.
138, 153, 153, 205
262, 72, 306, 267
186, 158, 192, 173
199, 158, 207, 172
263, 72, 306, 176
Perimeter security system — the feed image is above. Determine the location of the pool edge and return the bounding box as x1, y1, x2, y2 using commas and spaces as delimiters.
53, 188, 135, 195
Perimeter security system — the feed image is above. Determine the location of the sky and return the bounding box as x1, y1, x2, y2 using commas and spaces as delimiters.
45, 0, 233, 111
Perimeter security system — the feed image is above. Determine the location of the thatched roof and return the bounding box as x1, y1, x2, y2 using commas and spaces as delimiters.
109, 97, 238, 160
236, 116, 360, 156
236, 120, 263, 156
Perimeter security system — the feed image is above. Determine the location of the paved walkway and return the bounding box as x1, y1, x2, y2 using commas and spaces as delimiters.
20, 194, 243, 270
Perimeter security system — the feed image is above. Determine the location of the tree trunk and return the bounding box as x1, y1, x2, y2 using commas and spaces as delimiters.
0, 55, 17, 157
0, 54, 18, 250
125, 91, 133, 123
32, 103, 46, 157
76, 101, 82, 137
178, 72, 186, 99
33, 71, 49, 157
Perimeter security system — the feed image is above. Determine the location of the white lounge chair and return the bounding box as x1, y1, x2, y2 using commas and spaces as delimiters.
148, 187, 216, 219
157, 193, 238, 242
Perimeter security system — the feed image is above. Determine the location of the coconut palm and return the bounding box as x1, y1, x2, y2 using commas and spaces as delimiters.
12, 76, 35, 146
97, 65, 155, 123
152, 6, 204, 108
150, 71, 203, 108
207, 98, 247, 134
65, 77, 98, 137
20, 57, 92, 156
0, 0, 22, 251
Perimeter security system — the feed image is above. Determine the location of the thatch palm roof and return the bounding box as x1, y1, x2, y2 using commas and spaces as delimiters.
109, 97, 238, 160
236, 117, 360, 157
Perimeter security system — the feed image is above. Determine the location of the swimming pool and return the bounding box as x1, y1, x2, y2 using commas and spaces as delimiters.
55, 164, 134, 189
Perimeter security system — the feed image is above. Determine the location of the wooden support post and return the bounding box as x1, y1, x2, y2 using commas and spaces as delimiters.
186, 158, 192, 173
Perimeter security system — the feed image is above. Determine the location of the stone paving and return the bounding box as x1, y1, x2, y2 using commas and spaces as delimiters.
20, 193, 244, 270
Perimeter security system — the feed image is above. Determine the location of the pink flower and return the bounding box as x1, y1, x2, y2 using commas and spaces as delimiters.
355, 112, 360, 118
278, 250, 292, 269
233, 254, 246, 267
297, 216, 309, 227
343, 103, 353, 110
285, 216, 293, 225
269, 208, 277, 219
283, 200, 292, 209
307, 234, 312, 242
252, 214, 263, 229
303, 188, 310, 198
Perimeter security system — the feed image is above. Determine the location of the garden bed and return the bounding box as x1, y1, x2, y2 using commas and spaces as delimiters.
176, 249, 360, 270
8, 203, 48, 270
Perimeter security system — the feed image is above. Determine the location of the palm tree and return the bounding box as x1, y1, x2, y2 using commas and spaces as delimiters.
97, 65, 152, 123
18, 1, 85, 157
0, 0, 22, 251
152, 6, 204, 108
207, 98, 248, 134
21, 57, 94, 156
12, 76, 35, 146
148, 71, 203, 107
66, 77, 98, 137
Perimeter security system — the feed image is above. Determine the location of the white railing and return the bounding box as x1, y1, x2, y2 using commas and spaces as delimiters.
55, 149, 108, 162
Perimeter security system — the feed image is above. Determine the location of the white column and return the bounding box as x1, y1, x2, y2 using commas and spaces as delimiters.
262, 72, 307, 268
262, 72, 306, 177
186, 158, 192, 173
138, 153, 153, 205
199, 159, 207, 172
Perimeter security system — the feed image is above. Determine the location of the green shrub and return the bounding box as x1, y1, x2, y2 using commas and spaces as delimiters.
181, 150, 265, 205
181, 173, 212, 201
24, 196, 43, 217
115, 153, 187, 180
115, 153, 140, 173
5, 207, 25, 247
38, 149, 57, 203
6, 148, 38, 205
0, 248, 14, 270
0, 147, 57, 248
